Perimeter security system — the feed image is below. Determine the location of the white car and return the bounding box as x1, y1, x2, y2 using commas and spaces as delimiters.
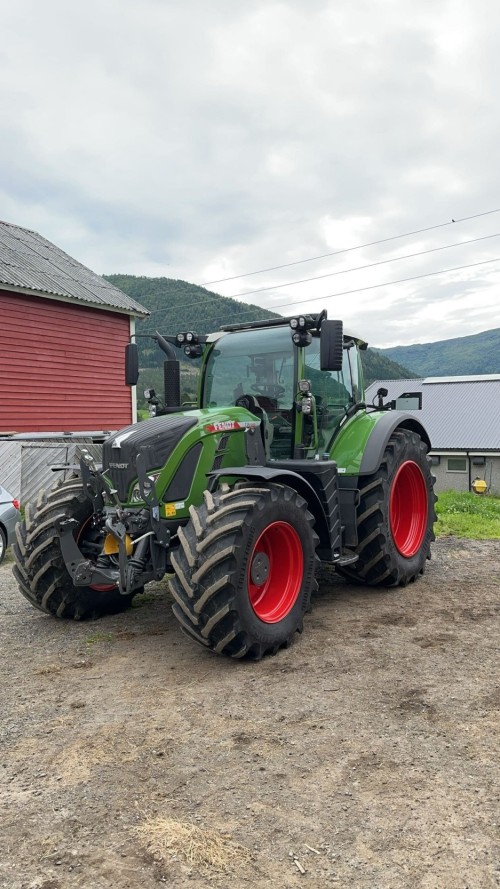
0, 485, 20, 564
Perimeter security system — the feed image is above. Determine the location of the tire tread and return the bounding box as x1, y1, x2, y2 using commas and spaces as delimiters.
169, 483, 318, 658
12, 476, 133, 619
336, 430, 437, 587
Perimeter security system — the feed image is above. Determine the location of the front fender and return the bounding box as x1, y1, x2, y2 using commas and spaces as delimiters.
207, 464, 340, 561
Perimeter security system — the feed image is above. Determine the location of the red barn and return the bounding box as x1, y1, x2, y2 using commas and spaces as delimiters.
0, 220, 148, 434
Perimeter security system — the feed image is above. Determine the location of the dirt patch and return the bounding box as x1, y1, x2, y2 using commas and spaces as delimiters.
1, 537, 499, 888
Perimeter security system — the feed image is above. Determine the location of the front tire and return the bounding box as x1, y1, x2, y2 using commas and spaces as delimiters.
336, 429, 436, 587
12, 476, 133, 619
169, 483, 318, 659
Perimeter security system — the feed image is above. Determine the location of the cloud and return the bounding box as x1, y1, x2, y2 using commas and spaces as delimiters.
1, 0, 500, 346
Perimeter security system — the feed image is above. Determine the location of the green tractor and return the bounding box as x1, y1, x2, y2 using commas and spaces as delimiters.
13, 312, 436, 659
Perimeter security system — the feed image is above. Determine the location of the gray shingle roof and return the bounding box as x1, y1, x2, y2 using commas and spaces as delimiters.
365, 376, 500, 450
0, 220, 149, 316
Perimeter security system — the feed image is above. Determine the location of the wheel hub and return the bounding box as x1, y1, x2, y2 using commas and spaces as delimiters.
250, 552, 270, 585
247, 521, 304, 623
390, 460, 428, 557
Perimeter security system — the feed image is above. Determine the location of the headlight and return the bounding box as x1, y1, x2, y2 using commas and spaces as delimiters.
130, 472, 160, 503
130, 483, 144, 503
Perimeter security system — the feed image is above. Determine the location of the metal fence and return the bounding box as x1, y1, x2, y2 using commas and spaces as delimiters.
0, 433, 109, 503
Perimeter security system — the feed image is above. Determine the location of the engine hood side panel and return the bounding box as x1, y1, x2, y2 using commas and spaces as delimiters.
102, 408, 259, 506
103, 415, 198, 501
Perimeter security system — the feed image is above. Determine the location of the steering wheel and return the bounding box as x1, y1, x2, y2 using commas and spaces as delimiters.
235, 393, 260, 412
250, 383, 285, 398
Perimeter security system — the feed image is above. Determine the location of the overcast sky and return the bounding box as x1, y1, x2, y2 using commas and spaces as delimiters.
2, 0, 500, 347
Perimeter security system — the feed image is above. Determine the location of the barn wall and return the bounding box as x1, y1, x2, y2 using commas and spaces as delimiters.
0, 290, 133, 433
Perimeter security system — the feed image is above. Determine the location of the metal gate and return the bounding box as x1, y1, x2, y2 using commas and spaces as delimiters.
0, 433, 108, 502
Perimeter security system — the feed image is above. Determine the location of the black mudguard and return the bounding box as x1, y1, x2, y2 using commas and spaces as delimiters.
207, 462, 342, 562
359, 411, 431, 476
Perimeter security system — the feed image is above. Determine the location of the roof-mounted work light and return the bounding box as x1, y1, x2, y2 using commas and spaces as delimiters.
184, 343, 203, 358
289, 316, 312, 346
176, 331, 199, 345
289, 315, 307, 330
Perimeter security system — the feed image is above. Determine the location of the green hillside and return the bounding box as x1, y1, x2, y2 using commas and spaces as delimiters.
105, 275, 277, 368
105, 274, 415, 387
379, 328, 500, 377
360, 348, 418, 386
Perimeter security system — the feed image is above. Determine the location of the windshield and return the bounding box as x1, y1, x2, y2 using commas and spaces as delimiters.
203, 325, 362, 458
203, 326, 296, 458
204, 326, 295, 409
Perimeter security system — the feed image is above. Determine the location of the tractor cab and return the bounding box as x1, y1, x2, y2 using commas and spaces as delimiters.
127, 313, 362, 460
202, 321, 365, 460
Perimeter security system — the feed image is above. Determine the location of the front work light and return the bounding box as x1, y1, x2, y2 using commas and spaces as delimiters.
289, 316, 307, 331
292, 329, 312, 347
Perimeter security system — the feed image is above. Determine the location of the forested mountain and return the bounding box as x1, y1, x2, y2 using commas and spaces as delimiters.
361, 348, 418, 386
379, 327, 500, 377
105, 274, 416, 386
106, 274, 276, 345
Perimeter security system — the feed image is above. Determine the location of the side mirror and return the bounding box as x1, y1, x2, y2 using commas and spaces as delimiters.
377, 386, 389, 409
320, 320, 343, 371
125, 343, 139, 386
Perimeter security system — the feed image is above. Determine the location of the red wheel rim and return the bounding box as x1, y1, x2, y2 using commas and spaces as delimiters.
247, 521, 303, 623
389, 461, 428, 557
77, 517, 117, 592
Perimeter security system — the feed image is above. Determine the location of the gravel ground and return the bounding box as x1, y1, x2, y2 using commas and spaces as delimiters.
0, 537, 499, 889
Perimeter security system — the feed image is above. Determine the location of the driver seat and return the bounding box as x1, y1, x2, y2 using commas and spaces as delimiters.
251, 394, 277, 413
235, 394, 274, 459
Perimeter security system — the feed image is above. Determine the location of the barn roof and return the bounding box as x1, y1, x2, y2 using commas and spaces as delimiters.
365, 376, 500, 451
0, 220, 149, 317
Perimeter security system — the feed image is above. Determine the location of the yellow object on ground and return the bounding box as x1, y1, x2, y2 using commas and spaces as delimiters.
471, 478, 488, 494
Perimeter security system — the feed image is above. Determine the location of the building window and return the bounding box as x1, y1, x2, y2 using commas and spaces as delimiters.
447, 457, 467, 472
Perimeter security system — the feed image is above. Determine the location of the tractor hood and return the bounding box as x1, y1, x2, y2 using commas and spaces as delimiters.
103, 414, 198, 501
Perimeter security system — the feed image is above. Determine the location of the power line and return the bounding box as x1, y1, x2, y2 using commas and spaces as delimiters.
176, 235, 500, 314
201, 207, 500, 286
213, 255, 500, 323
221, 231, 500, 300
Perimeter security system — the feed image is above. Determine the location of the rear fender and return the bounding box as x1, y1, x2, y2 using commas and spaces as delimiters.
358, 412, 431, 476
331, 410, 431, 477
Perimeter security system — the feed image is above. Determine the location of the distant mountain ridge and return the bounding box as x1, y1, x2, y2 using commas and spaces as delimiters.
105, 274, 418, 385
379, 328, 500, 377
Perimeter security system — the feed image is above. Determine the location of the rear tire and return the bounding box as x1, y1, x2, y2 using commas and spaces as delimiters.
169, 483, 318, 659
0, 526, 6, 565
336, 429, 436, 587
12, 476, 133, 619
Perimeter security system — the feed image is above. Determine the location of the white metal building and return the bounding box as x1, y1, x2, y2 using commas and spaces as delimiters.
365, 375, 500, 494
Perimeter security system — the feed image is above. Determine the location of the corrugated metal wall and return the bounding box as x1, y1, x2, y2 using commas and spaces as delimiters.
0, 436, 105, 502
0, 440, 21, 497
0, 289, 133, 433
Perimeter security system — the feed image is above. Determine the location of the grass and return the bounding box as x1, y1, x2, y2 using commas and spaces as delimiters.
131, 590, 159, 608
435, 490, 500, 539
85, 631, 114, 645
136, 815, 251, 873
